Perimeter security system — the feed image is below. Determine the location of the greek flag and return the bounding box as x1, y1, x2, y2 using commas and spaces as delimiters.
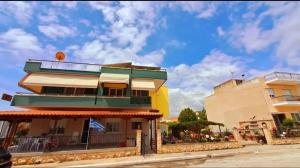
89, 118, 105, 132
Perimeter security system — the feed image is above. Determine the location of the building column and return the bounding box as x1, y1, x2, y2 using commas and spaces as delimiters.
156, 128, 162, 154
2, 121, 18, 149
136, 130, 142, 155
232, 127, 243, 143
262, 125, 274, 145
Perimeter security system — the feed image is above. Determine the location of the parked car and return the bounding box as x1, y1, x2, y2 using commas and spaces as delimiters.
0, 147, 12, 168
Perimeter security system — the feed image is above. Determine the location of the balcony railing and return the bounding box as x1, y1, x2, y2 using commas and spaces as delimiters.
130, 96, 151, 105
7, 134, 136, 153
12, 93, 152, 108
265, 72, 300, 81
272, 95, 300, 102
29, 59, 101, 72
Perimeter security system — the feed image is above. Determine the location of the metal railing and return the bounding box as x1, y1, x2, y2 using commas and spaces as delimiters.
162, 131, 236, 145
272, 128, 300, 138
15, 92, 97, 97
8, 134, 136, 153
28, 59, 167, 72
265, 72, 300, 81
272, 95, 300, 102
130, 96, 151, 105
29, 59, 101, 72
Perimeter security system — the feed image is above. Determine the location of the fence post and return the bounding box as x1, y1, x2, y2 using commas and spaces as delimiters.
232, 127, 242, 144
156, 128, 162, 154
136, 130, 142, 155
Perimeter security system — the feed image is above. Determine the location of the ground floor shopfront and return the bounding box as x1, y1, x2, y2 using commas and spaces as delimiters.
0, 109, 162, 154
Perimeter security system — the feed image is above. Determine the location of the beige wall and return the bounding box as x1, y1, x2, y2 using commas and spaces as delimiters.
205, 76, 300, 132
29, 119, 51, 136
29, 117, 151, 148
205, 78, 274, 131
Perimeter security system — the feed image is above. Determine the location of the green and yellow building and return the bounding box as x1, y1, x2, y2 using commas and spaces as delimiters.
0, 59, 169, 153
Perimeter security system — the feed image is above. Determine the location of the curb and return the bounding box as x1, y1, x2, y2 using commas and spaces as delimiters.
67, 151, 254, 167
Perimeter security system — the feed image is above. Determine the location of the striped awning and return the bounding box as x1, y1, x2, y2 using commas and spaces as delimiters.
131, 79, 155, 91
0, 110, 162, 120
99, 73, 129, 84
22, 73, 99, 88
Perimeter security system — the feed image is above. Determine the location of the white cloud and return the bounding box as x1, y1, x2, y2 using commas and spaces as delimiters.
169, 2, 220, 19
51, 1, 78, 9
38, 24, 77, 39
67, 1, 165, 66
38, 9, 59, 24
228, 2, 300, 66
166, 40, 186, 49
167, 50, 245, 116
217, 26, 225, 36
0, 2, 35, 25
0, 28, 56, 66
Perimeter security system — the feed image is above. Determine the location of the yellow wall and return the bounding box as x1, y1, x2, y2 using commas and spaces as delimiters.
150, 85, 169, 118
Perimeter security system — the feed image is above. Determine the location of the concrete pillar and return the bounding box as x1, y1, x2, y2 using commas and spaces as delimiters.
262, 126, 273, 145
136, 130, 142, 155
156, 128, 162, 154
2, 121, 18, 149
232, 127, 242, 143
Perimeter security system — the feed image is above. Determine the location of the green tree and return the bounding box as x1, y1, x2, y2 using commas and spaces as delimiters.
282, 118, 295, 129
196, 108, 207, 121
178, 108, 197, 123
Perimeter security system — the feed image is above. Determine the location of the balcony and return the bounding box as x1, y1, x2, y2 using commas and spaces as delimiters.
11, 93, 151, 109
272, 95, 300, 107
24, 60, 101, 75
265, 72, 300, 85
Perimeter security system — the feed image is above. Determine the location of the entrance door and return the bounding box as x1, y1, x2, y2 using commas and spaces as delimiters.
81, 119, 90, 143
272, 114, 286, 133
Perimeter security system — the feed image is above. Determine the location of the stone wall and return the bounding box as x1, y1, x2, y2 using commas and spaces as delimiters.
271, 137, 300, 145
12, 147, 136, 166
158, 141, 242, 154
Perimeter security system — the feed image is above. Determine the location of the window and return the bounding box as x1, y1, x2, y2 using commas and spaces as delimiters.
41, 86, 64, 94
267, 88, 275, 98
75, 88, 85, 95
103, 88, 125, 97
132, 90, 149, 97
84, 88, 97, 95
64, 88, 75, 95
49, 119, 66, 135
292, 113, 300, 122
283, 89, 292, 96
131, 122, 142, 130
106, 122, 120, 132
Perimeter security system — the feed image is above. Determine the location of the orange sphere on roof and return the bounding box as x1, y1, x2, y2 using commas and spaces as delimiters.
55, 51, 65, 61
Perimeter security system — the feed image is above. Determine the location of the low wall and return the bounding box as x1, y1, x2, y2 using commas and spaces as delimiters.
159, 141, 242, 154
272, 137, 300, 145
12, 147, 136, 166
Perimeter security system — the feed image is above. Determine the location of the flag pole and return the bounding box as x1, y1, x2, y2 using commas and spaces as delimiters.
85, 118, 91, 150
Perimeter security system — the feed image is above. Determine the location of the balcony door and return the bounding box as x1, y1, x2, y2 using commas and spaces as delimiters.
272, 114, 286, 133
283, 89, 292, 101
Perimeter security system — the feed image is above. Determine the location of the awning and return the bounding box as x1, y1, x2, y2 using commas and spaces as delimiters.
99, 73, 129, 84
0, 110, 162, 120
132, 79, 155, 90
23, 73, 99, 88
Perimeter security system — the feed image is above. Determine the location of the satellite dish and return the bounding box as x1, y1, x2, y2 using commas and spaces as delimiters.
55, 51, 65, 61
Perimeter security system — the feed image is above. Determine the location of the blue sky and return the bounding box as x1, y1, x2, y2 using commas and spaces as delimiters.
0, 2, 300, 117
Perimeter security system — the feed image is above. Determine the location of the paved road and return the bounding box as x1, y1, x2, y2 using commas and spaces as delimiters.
129, 145, 300, 167
16, 144, 300, 168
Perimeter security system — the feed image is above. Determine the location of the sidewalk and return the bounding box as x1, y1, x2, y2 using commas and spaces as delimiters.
15, 145, 280, 168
